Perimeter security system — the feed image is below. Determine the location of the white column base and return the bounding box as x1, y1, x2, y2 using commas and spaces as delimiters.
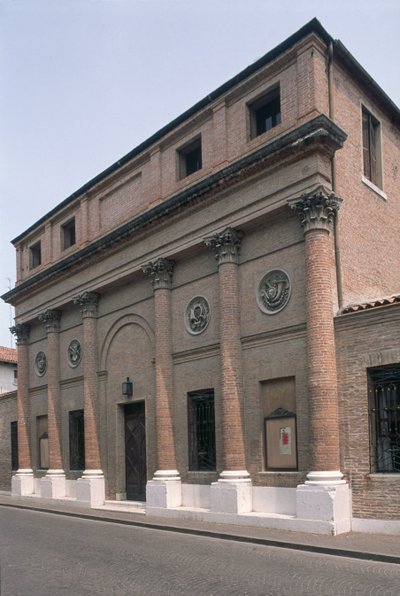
11, 469, 35, 496
210, 470, 252, 514
76, 469, 105, 508
305, 470, 346, 485
296, 481, 351, 535
146, 470, 182, 509
40, 469, 67, 499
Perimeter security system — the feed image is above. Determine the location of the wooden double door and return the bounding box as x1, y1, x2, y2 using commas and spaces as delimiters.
124, 402, 147, 501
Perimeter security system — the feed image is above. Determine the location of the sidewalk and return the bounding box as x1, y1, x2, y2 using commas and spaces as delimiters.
0, 493, 399, 564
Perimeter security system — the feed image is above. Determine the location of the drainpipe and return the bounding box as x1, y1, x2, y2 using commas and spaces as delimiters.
327, 40, 344, 311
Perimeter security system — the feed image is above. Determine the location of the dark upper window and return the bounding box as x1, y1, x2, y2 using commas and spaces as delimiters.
11, 421, 18, 471
188, 389, 216, 471
178, 136, 202, 179
362, 106, 382, 188
61, 217, 76, 250
30, 241, 42, 269
249, 87, 281, 139
369, 365, 400, 473
69, 409, 85, 471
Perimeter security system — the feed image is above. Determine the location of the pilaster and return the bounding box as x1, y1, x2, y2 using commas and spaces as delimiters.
142, 258, 181, 509
38, 309, 66, 498
10, 323, 34, 496
73, 291, 105, 507
204, 228, 251, 514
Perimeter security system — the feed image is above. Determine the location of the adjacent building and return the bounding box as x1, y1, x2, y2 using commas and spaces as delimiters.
2, 19, 400, 534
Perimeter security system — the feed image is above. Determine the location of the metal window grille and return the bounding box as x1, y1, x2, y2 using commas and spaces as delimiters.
11, 421, 18, 471
188, 390, 216, 471
369, 366, 400, 472
69, 410, 85, 471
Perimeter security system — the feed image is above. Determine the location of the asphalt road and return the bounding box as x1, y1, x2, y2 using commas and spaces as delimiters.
0, 507, 399, 596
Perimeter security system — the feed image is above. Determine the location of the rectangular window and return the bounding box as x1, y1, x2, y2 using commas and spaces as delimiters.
369, 365, 400, 472
362, 106, 382, 188
61, 217, 76, 250
188, 389, 216, 471
37, 415, 49, 470
11, 421, 18, 471
69, 409, 85, 471
178, 136, 202, 179
249, 86, 281, 139
30, 241, 42, 269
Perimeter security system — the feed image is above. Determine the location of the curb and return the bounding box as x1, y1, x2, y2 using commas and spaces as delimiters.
1, 501, 399, 565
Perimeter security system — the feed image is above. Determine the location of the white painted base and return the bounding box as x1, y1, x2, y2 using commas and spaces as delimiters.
11, 469, 34, 496
352, 517, 400, 535
210, 471, 252, 514
146, 470, 182, 509
40, 470, 66, 499
296, 482, 351, 535
76, 470, 105, 508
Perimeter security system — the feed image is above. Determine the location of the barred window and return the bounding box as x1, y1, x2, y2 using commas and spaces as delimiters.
69, 410, 85, 471
369, 365, 400, 472
11, 421, 18, 471
188, 389, 216, 471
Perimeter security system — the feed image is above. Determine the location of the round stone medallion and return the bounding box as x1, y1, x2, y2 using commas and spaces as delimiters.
257, 269, 291, 315
185, 296, 211, 335
35, 351, 47, 376
68, 339, 82, 368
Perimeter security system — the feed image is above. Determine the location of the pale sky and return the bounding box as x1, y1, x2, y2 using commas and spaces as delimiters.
1, 0, 399, 347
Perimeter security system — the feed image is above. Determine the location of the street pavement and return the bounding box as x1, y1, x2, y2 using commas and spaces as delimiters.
1, 503, 400, 596
0, 493, 399, 565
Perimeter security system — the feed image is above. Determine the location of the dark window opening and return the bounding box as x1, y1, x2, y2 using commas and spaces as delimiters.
69, 409, 85, 471
13, 368, 17, 380
188, 389, 216, 471
369, 365, 400, 472
178, 137, 202, 179
62, 217, 76, 250
30, 241, 42, 269
11, 421, 18, 471
249, 87, 281, 138
362, 107, 381, 187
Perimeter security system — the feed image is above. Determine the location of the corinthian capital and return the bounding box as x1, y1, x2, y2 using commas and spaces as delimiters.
142, 258, 175, 290
10, 323, 31, 344
73, 291, 99, 318
204, 227, 243, 265
38, 309, 62, 333
289, 185, 342, 234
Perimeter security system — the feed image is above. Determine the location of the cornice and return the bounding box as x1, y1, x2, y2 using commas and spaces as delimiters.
3, 114, 346, 306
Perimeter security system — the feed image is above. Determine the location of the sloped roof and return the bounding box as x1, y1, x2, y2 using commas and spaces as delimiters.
0, 346, 17, 364
342, 295, 400, 314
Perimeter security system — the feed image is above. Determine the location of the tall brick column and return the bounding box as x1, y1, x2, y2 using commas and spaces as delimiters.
73, 291, 105, 507
38, 309, 66, 499
142, 258, 181, 509
290, 185, 351, 534
10, 323, 34, 496
204, 228, 252, 514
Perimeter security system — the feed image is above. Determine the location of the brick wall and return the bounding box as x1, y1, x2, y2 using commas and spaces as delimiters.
0, 392, 17, 491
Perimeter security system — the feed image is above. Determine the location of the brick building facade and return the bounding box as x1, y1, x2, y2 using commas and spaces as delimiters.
2, 19, 400, 534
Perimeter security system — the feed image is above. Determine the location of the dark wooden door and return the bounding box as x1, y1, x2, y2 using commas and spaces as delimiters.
125, 402, 147, 501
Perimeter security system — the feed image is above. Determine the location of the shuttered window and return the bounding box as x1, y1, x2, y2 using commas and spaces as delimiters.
362, 107, 381, 187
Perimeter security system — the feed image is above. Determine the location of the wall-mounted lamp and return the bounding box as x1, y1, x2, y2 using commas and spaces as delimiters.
122, 377, 133, 397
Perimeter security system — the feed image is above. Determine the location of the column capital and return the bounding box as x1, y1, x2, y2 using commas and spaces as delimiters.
289, 185, 342, 234
73, 291, 99, 318
204, 227, 243, 265
10, 323, 31, 344
142, 258, 175, 290
38, 309, 62, 333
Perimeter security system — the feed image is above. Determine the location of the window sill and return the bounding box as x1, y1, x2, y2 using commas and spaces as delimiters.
368, 473, 400, 481
362, 176, 387, 200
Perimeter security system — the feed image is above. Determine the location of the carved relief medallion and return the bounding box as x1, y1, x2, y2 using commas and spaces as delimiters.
257, 269, 291, 315
185, 296, 211, 335
68, 339, 82, 368
35, 351, 47, 376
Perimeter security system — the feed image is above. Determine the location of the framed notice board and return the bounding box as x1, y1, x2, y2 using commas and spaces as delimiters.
265, 408, 298, 470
